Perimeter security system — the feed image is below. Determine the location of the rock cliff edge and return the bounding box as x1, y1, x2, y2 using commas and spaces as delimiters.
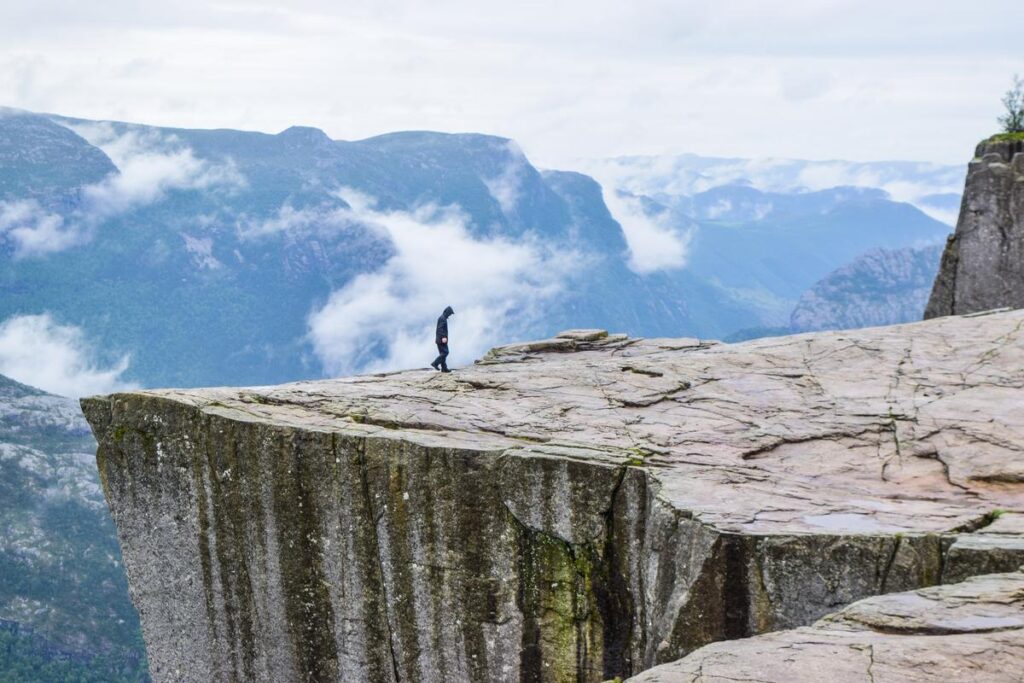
82, 316, 1024, 682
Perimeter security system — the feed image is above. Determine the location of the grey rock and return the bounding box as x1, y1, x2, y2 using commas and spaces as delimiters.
82, 311, 1024, 681
554, 329, 610, 342
925, 139, 1024, 318
944, 513, 1024, 584
628, 571, 1024, 682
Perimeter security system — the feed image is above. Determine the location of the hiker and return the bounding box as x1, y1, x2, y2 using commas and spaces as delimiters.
431, 306, 454, 372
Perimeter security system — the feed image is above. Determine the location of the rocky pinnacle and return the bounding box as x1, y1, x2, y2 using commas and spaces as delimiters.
926, 138, 1024, 318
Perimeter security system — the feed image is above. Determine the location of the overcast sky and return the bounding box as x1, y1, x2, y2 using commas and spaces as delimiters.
2, 1, 1022, 167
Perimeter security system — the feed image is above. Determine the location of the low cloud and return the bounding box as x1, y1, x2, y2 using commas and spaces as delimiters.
308, 189, 576, 374
0, 200, 85, 257
181, 233, 222, 269
482, 140, 528, 216
0, 314, 138, 397
71, 123, 244, 215
0, 122, 245, 258
599, 187, 691, 273
238, 203, 345, 240
586, 155, 966, 225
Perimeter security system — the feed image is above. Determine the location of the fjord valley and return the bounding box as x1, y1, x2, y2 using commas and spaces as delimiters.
0, 108, 1021, 682
0, 109, 957, 389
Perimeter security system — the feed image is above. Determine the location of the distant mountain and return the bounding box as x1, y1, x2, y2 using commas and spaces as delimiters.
790, 245, 943, 332
0, 374, 145, 681
586, 152, 965, 221
0, 110, 956, 388
0, 110, 765, 387
584, 153, 958, 327
627, 183, 950, 326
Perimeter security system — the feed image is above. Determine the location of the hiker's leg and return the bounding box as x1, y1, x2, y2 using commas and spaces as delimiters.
439, 344, 450, 372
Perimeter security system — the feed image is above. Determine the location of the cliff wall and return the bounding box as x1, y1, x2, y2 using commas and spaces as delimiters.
926, 138, 1024, 317
82, 318, 1024, 682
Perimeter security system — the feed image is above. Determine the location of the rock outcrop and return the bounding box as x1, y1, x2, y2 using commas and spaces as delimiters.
82, 314, 1024, 682
629, 569, 1024, 682
925, 137, 1024, 318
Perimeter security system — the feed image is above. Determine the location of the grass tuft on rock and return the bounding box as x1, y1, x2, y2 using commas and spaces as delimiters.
984, 131, 1024, 144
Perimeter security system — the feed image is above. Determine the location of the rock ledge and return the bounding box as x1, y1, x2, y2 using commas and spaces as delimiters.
83, 312, 1024, 682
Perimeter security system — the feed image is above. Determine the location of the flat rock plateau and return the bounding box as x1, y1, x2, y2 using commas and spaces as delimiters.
81, 312, 1024, 682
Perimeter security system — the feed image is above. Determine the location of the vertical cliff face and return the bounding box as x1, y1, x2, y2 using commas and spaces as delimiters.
926, 138, 1024, 318
82, 319, 1024, 682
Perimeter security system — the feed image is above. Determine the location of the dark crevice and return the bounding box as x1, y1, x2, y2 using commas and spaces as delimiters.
720, 534, 751, 640
950, 509, 1004, 534
596, 466, 636, 679
879, 536, 901, 594
853, 622, 1024, 637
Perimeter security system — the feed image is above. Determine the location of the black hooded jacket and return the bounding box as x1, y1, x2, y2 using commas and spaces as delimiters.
435, 306, 454, 345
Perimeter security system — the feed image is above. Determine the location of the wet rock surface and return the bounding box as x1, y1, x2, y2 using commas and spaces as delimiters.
629, 570, 1024, 682
926, 139, 1024, 318
82, 310, 1024, 681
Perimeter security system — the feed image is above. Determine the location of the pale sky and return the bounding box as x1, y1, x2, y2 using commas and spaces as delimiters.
1, 0, 1022, 167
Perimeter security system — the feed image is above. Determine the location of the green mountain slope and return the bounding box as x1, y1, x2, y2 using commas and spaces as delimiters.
0, 374, 146, 681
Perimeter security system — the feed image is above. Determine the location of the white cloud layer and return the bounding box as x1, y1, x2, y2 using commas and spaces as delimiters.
482, 141, 528, 216
0, 314, 137, 397
600, 188, 691, 273
0, 2, 1020, 166
0, 123, 244, 257
70, 122, 244, 215
0, 200, 84, 257
237, 203, 346, 240
586, 154, 967, 225
308, 189, 575, 374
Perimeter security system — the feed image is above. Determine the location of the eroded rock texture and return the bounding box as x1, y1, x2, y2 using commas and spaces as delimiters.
82, 315, 1024, 682
925, 138, 1024, 318
629, 570, 1024, 682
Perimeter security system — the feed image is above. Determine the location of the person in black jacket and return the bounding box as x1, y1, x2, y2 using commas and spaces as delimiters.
431, 306, 454, 372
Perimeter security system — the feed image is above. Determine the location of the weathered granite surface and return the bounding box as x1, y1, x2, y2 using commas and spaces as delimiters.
82, 314, 1024, 682
629, 570, 1024, 682
925, 138, 1024, 318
